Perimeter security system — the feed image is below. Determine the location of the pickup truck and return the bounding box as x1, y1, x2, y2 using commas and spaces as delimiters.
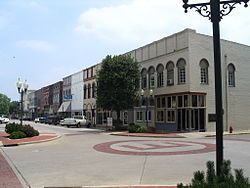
60, 115, 91, 128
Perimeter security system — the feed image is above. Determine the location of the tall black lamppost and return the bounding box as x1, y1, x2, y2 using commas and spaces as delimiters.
16, 78, 29, 126
141, 89, 153, 127
182, 0, 248, 175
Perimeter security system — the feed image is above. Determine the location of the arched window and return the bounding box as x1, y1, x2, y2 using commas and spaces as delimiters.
166, 61, 174, 86
177, 59, 186, 84
148, 66, 155, 88
141, 68, 147, 89
228, 63, 235, 87
157, 64, 164, 87
200, 59, 209, 84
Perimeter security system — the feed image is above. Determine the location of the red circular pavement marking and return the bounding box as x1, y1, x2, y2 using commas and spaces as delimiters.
94, 140, 216, 156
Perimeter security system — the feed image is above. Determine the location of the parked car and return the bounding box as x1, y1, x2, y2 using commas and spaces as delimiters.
0, 115, 10, 124
38, 117, 47, 123
60, 115, 91, 128
34, 117, 40, 123
46, 116, 62, 125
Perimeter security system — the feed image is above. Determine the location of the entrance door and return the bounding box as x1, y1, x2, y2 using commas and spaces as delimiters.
191, 109, 199, 130
199, 109, 205, 131
177, 108, 205, 131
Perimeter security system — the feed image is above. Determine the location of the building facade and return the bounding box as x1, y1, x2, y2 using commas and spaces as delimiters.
83, 64, 100, 126
71, 70, 84, 116
51, 81, 63, 115
26, 28, 250, 132
26, 90, 36, 119
58, 75, 72, 117
125, 28, 250, 132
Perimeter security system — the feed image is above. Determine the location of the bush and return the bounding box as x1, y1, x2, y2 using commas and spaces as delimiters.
177, 160, 250, 188
128, 123, 140, 133
128, 123, 148, 133
5, 123, 39, 138
22, 125, 39, 137
9, 131, 27, 139
5, 123, 23, 134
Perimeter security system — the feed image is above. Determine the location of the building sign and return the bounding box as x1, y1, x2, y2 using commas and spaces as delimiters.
63, 95, 72, 100
208, 114, 216, 122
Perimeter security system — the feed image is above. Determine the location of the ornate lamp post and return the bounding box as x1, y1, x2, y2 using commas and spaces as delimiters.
182, 0, 248, 175
141, 89, 153, 127
16, 78, 29, 126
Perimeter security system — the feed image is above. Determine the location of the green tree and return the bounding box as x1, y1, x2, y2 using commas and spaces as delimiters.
9, 101, 20, 117
97, 55, 140, 128
0, 93, 11, 115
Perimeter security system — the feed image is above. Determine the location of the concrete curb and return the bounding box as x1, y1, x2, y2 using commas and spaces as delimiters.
17, 134, 61, 146
205, 132, 250, 137
1, 133, 61, 147
110, 132, 185, 138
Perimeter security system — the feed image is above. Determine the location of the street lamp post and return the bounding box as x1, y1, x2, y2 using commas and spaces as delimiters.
141, 89, 153, 127
182, 0, 248, 176
16, 78, 29, 126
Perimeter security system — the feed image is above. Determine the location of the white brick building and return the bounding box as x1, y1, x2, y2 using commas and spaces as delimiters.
126, 28, 250, 132
71, 70, 84, 116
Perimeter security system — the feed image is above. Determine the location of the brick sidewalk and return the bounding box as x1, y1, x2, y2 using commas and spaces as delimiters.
0, 151, 23, 188
0, 132, 59, 147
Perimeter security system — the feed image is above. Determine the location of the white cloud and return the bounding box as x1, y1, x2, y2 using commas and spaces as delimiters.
75, 0, 209, 43
74, 0, 250, 45
16, 40, 56, 53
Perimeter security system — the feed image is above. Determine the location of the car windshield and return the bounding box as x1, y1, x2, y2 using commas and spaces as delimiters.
74, 116, 83, 119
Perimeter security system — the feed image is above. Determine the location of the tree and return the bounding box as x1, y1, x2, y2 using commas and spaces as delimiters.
96, 55, 140, 127
9, 101, 20, 117
0, 93, 11, 115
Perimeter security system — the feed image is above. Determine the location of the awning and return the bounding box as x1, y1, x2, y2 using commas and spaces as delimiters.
58, 101, 71, 113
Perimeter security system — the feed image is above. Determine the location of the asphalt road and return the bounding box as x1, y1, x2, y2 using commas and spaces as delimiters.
1, 122, 250, 188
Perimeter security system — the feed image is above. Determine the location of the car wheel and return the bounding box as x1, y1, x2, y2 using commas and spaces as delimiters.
67, 125, 69, 128
87, 123, 91, 128
77, 123, 81, 128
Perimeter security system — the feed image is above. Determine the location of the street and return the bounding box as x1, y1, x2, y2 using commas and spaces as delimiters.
1, 122, 250, 188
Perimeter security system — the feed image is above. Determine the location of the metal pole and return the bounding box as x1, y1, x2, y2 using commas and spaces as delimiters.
20, 90, 23, 126
211, 0, 224, 176
146, 97, 148, 127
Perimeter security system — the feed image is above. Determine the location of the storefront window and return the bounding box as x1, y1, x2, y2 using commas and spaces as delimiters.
167, 110, 175, 122
156, 110, 164, 122
178, 96, 183, 107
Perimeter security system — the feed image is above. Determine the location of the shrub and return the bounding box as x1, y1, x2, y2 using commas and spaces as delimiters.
177, 160, 250, 188
5, 123, 39, 138
128, 123, 140, 133
128, 123, 148, 133
22, 125, 39, 137
137, 125, 147, 133
5, 123, 23, 134
9, 131, 26, 139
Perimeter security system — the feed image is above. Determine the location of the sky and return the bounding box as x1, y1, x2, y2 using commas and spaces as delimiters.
1, 0, 250, 101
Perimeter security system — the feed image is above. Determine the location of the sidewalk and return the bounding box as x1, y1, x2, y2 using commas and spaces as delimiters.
111, 132, 185, 138
0, 151, 24, 188
110, 130, 250, 139
0, 131, 61, 188
0, 131, 60, 147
